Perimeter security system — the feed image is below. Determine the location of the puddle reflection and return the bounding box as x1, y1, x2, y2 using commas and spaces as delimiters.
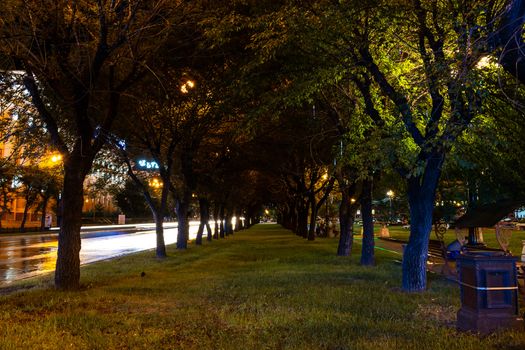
0, 236, 58, 282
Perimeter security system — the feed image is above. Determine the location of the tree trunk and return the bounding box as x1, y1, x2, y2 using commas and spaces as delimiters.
55, 163, 85, 290
337, 191, 354, 256
19, 194, 30, 232
219, 205, 225, 238
234, 212, 242, 231
360, 179, 375, 266
176, 196, 190, 249
307, 193, 318, 241
154, 212, 166, 257
237, 213, 244, 230
225, 211, 233, 236
40, 195, 50, 230
297, 201, 308, 237
129, 167, 167, 258
196, 224, 204, 245
213, 204, 219, 239
196, 198, 210, 245
286, 202, 296, 232
206, 222, 213, 242
402, 156, 443, 292
214, 219, 219, 239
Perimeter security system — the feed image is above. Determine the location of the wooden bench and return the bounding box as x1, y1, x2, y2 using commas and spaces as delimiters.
428, 239, 447, 263
427, 239, 457, 277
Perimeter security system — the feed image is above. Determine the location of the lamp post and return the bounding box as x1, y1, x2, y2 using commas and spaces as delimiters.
386, 190, 394, 223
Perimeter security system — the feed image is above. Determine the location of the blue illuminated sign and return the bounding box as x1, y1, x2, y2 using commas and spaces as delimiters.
136, 159, 160, 171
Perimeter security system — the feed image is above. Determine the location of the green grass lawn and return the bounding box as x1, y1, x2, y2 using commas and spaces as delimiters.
384, 225, 525, 257
1, 224, 524, 349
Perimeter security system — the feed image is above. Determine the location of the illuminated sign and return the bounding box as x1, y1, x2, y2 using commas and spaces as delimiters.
135, 159, 160, 171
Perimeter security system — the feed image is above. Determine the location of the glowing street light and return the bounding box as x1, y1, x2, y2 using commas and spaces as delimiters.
180, 80, 195, 94
148, 178, 163, 188
51, 154, 62, 163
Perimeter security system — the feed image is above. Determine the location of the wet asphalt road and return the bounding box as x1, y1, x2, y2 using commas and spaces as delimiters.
0, 222, 201, 285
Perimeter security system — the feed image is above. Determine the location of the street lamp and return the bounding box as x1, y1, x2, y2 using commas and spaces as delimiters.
180, 79, 195, 94
148, 178, 163, 188
386, 190, 394, 223
51, 154, 62, 163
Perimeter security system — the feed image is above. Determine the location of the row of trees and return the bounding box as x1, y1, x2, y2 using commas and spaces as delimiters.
1, 0, 525, 292
0, 154, 62, 231
0, 80, 63, 231
215, 0, 525, 291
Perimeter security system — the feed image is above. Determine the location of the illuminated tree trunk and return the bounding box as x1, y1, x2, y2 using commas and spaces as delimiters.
54, 158, 89, 290
402, 155, 443, 292
154, 212, 167, 257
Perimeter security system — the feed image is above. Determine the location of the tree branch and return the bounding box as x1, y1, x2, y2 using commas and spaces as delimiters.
359, 46, 425, 146
21, 67, 69, 155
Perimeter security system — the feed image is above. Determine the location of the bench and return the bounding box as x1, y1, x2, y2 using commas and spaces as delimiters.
427, 239, 457, 277
428, 239, 447, 263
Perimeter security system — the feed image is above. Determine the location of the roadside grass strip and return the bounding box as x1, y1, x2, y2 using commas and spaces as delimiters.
1, 224, 524, 349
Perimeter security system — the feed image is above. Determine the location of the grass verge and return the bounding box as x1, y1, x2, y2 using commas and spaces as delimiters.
1, 224, 524, 349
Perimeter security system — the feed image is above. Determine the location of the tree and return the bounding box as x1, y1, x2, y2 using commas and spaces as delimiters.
0, 1, 174, 289
234, 0, 522, 291
361, 1, 525, 290
113, 179, 151, 219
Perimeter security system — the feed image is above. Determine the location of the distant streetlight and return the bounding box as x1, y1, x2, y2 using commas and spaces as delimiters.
149, 178, 163, 188
386, 190, 394, 223
180, 79, 195, 94
51, 154, 62, 163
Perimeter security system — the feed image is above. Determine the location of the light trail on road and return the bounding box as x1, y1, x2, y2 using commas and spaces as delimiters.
0, 221, 204, 285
